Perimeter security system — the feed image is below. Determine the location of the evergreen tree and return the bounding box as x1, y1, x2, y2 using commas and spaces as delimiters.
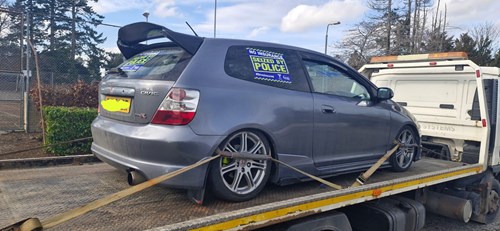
103, 52, 124, 71
367, 0, 395, 55
423, 30, 454, 53
491, 50, 500, 67
63, 0, 105, 61
38, 0, 71, 51
336, 0, 450, 63
475, 35, 493, 66
453, 33, 479, 62
470, 23, 498, 66
8, 0, 106, 82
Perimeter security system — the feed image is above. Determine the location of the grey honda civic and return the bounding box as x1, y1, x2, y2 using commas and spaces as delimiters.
91, 22, 421, 202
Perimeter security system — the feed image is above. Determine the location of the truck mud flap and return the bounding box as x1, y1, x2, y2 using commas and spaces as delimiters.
339, 196, 425, 231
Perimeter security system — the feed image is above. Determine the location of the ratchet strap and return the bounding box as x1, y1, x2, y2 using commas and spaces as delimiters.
2, 154, 220, 231
352, 143, 400, 187
4, 142, 404, 231
216, 149, 343, 190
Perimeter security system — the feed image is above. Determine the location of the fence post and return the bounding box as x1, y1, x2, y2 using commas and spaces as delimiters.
24, 11, 31, 132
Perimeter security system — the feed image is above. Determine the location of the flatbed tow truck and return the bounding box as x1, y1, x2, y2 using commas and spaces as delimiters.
1, 53, 499, 230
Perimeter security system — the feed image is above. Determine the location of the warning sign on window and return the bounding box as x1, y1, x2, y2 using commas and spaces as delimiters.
247, 48, 291, 84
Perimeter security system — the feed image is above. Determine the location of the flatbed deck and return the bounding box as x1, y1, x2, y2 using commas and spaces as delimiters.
0, 158, 479, 230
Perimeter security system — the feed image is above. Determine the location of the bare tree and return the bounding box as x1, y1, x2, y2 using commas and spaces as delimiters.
336, 0, 455, 67
0, 0, 13, 38
469, 22, 499, 65
367, 0, 393, 55
471, 22, 500, 49
335, 22, 381, 68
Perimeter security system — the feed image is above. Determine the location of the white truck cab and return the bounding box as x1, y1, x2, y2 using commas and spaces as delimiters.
359, 52, 500, 165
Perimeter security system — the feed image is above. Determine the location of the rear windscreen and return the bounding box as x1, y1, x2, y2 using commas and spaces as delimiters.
110, 47, 191, 81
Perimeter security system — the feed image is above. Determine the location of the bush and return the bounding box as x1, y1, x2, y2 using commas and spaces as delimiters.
43, 106, 97, 155
30, 80, 99, 110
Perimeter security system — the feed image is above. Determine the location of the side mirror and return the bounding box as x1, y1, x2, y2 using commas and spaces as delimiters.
377, 87, 394, 100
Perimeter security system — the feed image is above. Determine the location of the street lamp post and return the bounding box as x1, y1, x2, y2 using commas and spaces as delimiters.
325, 21, 341, 55
214, 0, 217, 38
143, 11, 150, 44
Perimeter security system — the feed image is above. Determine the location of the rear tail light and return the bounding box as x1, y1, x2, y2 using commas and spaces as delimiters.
151, 88, 200, 125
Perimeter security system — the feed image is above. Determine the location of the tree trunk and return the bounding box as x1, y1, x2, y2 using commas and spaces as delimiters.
49, 0, 55, 51
386, 0, 392, 55
411, 0, 418, 52
421, 3, 427, 51
70, 0, 76, 61
433, 0, 440, 31
28, 0, 34, 43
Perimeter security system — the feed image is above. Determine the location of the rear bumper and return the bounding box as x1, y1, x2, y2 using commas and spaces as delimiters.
91, 116, 224, 190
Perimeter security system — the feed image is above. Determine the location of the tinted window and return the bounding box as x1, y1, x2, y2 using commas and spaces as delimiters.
303, 60, 370, 100
107, 47, 192, 81
225, 46, 309, 92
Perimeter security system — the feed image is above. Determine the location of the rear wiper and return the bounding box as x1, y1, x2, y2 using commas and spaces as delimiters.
107, 67, 127, 77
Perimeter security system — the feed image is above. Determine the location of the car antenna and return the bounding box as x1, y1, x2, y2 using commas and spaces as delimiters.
185, 21, 199, 37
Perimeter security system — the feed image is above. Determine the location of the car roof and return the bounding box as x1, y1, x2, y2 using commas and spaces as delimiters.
202, 37, 325, 57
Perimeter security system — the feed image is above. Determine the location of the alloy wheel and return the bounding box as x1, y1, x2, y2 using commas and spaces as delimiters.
219, 131, 269, 195
395, 129, 416, 169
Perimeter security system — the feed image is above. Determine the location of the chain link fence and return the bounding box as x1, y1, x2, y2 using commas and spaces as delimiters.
0, 8, 99, 132
0, 9, 24, 131
25, 52, 98, 133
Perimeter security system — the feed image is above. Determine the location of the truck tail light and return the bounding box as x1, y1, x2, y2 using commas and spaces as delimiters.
151, 88, 200, 125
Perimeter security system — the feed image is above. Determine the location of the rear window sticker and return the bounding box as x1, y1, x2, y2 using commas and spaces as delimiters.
247, 48, 292, 84
121, 51, 160, 72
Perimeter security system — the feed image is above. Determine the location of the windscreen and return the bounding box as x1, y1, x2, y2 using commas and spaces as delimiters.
109, 47, 192, 81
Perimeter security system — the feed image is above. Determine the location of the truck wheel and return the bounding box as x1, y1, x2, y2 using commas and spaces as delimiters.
391, 126, 418, 172
484, 179, 500, 223
209, 130, 272, 202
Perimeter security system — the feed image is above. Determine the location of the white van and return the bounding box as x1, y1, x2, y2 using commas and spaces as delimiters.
359, 52, 500, 164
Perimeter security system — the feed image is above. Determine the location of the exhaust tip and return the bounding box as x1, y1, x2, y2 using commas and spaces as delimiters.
127, 170, 146, 186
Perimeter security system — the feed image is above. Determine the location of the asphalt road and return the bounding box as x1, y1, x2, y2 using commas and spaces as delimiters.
422, 212, 500, 231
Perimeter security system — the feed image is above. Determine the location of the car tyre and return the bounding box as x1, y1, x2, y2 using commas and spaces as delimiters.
209, 130, 272, 202
391, 126, 418, 172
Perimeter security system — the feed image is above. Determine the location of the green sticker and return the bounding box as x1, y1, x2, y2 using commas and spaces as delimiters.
121, 51, 159, 71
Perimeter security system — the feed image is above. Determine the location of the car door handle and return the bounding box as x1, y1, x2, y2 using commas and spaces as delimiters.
321, 105, 336, 114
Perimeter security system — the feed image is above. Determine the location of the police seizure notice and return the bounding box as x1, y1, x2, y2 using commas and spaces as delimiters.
247, 48, 292, 84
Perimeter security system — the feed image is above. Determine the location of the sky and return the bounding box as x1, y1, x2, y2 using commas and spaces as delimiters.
89, 0, 500, 54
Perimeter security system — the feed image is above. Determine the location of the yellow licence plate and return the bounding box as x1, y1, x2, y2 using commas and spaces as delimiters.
101, 96, 132, 113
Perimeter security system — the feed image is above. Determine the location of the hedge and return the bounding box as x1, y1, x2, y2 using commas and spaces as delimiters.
30, 80, 99, 110
43, 106, 97, 155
